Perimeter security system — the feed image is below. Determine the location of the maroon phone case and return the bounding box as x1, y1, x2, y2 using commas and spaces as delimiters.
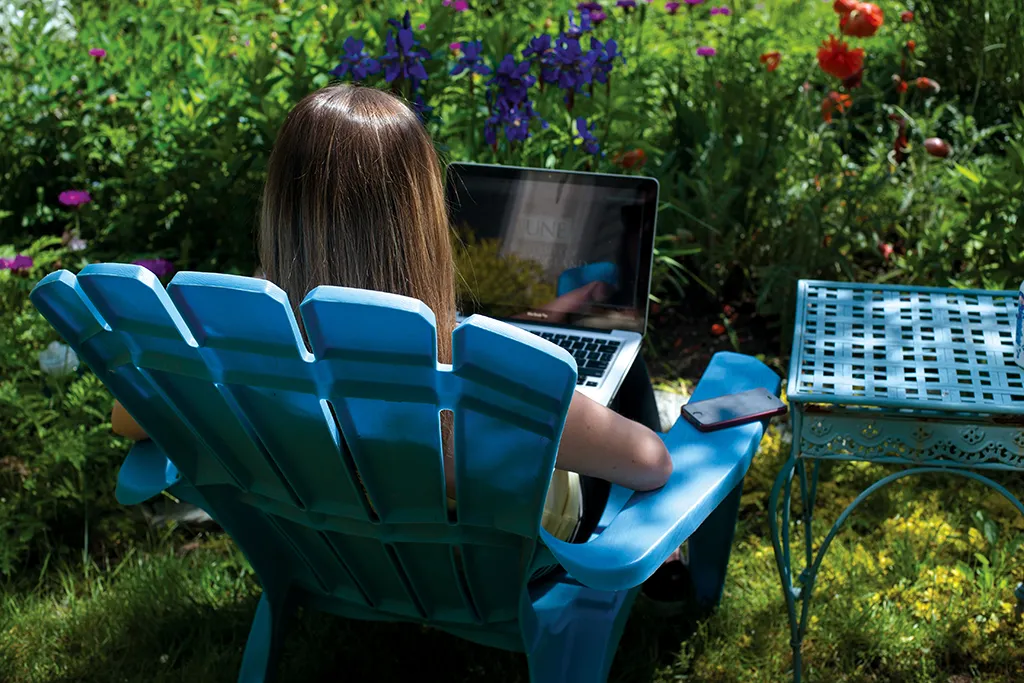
680, 388, 788, 432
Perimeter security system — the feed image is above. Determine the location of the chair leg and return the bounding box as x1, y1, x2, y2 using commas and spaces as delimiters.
526, 588, 638, 683
237, 590, 293, 683
687, 481, 744, 610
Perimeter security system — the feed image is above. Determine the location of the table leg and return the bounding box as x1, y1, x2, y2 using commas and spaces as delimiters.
769, 431, 805, 682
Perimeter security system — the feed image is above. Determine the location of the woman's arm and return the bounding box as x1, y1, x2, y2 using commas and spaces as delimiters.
557, 392, 671, 491
111, 400, 150, 441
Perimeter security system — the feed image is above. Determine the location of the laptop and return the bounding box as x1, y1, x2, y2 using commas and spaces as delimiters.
446, 162, 659, 407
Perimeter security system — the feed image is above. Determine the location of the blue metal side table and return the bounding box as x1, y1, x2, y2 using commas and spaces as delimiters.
770, 280, 1024, 682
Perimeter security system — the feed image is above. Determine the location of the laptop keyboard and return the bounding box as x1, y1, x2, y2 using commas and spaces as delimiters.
529, 331, 621, 386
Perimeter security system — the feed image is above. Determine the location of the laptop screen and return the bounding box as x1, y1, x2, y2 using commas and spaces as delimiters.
446, 163, 658, 334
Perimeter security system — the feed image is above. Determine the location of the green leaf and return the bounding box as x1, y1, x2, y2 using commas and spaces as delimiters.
955, 164, 982, 184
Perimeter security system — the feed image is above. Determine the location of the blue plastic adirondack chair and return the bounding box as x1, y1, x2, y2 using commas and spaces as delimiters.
31, 265, 781, 683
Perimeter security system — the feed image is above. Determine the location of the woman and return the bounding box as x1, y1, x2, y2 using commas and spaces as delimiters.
112, 84, 676, 568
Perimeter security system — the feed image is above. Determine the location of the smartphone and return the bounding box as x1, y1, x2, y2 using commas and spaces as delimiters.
681, 388, 787, 432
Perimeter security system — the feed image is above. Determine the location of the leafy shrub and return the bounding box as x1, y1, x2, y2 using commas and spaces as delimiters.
914, 0, 1024, 130
0, 238, 141, 576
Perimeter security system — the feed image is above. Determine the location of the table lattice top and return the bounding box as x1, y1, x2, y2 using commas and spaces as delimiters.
787, 281, 1024, 415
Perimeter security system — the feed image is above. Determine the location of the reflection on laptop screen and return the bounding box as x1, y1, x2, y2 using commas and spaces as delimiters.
446, 163, 657, 333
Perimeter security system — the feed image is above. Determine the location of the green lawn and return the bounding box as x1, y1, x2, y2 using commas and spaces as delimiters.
3, 427, 1023, 683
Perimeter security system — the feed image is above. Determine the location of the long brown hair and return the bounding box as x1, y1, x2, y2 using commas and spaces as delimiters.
258, 84, 456, 362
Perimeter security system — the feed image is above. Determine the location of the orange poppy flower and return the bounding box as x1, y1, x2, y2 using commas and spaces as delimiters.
840, 3, 884, 38
915, 77, 941, 94
760, 51, 781, 72
821, 91, 853, 123
894, 76, 908, 93
817, 36, 865, 80
906, 40, 916, 52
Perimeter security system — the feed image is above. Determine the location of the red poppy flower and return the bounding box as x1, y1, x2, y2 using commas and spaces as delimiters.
915, 77, 941, 94
817, 36, 865, 80
900, 10, 914, 22
615, 148, 647, 169
906, 40, 916, 52
821, 91, 853, 123
879, 243, 894, 260
895, 76, 908, 93
711, 323, 726, 337
842, 69, 864, 89
760, 51, 781, 72
893, 130, 909, 164
840, 3, 884, 38
833, 0, 858, 15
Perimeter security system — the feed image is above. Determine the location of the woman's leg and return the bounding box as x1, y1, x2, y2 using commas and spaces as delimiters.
609, 354, 661, 432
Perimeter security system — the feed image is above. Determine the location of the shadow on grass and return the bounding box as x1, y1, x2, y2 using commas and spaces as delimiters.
42, 600, 706, 683
13, 553, 703, 683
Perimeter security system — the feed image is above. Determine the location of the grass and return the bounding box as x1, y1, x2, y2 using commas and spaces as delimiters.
3, 428, 1024, 682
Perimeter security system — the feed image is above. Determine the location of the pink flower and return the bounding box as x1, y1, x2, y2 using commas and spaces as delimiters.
710, 5, 731, 14
443, 0, 469, 10
0, 255, 33, 272
685, 0, 705, 4
133, 259, 176, 278
450, 42, 462, 52
697, 46, 716, 57
88, 48, 106, 62
58, 190, 91, 207
666, 1, 681, 12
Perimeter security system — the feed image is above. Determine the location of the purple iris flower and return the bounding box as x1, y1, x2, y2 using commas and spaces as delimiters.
487, 54, 537, 104
577, 1, 603, 10
380, 11, 430, 87
484, 96, 547, 145
539, 33, 603, 96
590, 9, 608, 23
522, 35, 552, 61
590, 37, 623, 84
616, 0, 636, 8
450, 40, 491, 76
575, 117, 600, 155
483, 55, 546, 146
330, 37, 381, 80
566, 10, 592, 38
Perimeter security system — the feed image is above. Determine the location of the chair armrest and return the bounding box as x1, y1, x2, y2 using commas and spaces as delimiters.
115, 440, 182, 505
540, 351, 781, 592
